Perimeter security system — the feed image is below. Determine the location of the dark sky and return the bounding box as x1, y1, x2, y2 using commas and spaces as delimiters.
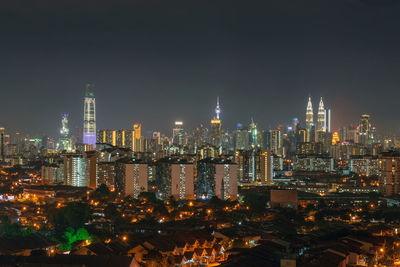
1, 0, 400, 137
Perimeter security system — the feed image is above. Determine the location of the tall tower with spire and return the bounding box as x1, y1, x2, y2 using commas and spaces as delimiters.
306, 96, 314, 128
83, 84, 96, 149
215, 96, 221, 120
305, 96, 315, 142
211, 97, 222, 149
317, 97, 325, 132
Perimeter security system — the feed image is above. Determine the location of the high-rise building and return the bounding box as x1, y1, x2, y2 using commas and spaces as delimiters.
64, 152, 97, 188
306, 96, 314, 128
235, 124, 249, 150
292, 118, 299, 133
359, 114, 371, 145
269, 128, 282, 156
305, 97, 314, 142
133, 124, 141, 140
325, 108, 331, 133
97, 129, 135, 150
317, 97, 325, 132
197, 158, 238, 200
378, 151, 400, 196
234, 149, 273, 184
83, 84, 96, 148
210, 98, 222, 148
60, 113, 72, 151
155, 158, 194, 200
97, 162, 115, 190
115, 158, 148, 198
172, 121, 185, 146
249, 118, 259, 148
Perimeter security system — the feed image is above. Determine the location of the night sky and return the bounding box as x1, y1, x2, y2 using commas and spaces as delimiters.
1, 0, 400, 137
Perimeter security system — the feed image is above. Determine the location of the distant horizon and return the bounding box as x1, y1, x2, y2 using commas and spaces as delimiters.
1, 0, 400, 136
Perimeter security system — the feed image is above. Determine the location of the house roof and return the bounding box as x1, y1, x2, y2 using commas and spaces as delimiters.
0, 233, 57, 254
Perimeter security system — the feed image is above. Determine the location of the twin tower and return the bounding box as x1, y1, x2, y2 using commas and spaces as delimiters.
306, 96, 331, 134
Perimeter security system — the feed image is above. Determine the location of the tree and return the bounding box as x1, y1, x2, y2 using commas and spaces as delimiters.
242, 192, 269, 213
55, 227, 90, 251
104, 203, 119, 222
49, 202, 91, 231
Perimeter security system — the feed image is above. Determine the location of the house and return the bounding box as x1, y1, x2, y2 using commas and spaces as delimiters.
0, 233, 58, 256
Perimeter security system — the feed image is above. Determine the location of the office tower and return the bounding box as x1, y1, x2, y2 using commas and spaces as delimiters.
133, 123, 141, 140
0, 127, 4, 162
235, 124, 249, 150
115, 158, 148, 198
317, 97, 325, 132
210, 97, 222, 148
305, 96, 314, 142
325, 108, 331, 133
297, 128, 307, 143
83, 84, 96, 148
332, 132, 340, 145
172, 121, 185, 146
193, 124, 209, 148
249, 118, 259, 148
155, 158, 194, 200
378, 151, 400, 196
269, 128, 282, 156
152, 132, 161, 144
60, 113, 72, 151
359, 114, 371, 145
292, 118, 299, 133
197, 158, 238, 200
306, 96, 314, 128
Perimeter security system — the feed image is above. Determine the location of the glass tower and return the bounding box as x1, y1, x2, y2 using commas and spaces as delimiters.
83, 84, 96, 148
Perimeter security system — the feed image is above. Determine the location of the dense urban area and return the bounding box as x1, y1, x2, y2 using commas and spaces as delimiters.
0, 87, 400, 267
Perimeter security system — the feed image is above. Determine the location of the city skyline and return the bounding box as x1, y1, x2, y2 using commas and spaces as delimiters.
1, 0, 400, 136
0, 88, 386, 138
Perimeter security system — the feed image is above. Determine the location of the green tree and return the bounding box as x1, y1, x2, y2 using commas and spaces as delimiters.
48, 202, 91, 231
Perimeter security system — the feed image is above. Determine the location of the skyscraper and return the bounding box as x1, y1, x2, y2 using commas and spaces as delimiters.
172, 121, 185, 146
210, 97, 222, 148
359, 114, 371, 145
83, 84, 96, 148
60, 113, 72, 151
305, 96, 314, 142
325, 108, 331, 133
317, 97, 325, 132
306, 96, 314, 128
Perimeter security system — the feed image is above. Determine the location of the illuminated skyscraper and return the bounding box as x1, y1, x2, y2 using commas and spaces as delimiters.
60, 113, 72, 151
306, 96, 314, 128
133, 123, 141, 140
305, 96, 315, 142
249, 118, 259, 148
211, 97, 222, 148
215, 96, 221, 119
359, 114, 371, 145
133, 123, 142, 152
325, 108, 331, 133
317, 97, 325, 132
172, 121, 185, 146
83, 84, 96, 148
